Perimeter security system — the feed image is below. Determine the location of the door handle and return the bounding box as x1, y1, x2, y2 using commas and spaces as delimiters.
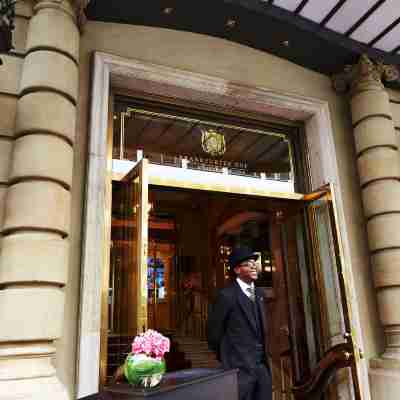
292, 342, 353, 400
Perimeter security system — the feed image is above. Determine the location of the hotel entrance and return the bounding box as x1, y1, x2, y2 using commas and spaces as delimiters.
100, 98, 362, 399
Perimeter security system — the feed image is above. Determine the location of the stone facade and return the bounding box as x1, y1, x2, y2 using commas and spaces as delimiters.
0, 1, 80, 399
333, 55, 400, 398
0, 1, 400, 399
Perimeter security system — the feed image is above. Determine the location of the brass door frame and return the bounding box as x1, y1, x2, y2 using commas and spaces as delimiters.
147, 165, 303, 200
99, 91, 115, 387
100, 159, 149, 388
261, 184, 363, 399
299, 184, 362, 399
122, 158, 150, 334
112, 98, 308, 192
112, 159, 304, 200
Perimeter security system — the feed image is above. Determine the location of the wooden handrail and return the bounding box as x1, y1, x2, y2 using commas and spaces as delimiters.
292, 343, 353, 400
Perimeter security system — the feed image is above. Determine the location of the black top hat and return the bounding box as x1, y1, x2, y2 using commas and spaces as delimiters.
228, 246, 259, 270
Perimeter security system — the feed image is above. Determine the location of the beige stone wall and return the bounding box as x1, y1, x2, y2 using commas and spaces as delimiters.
0, 1, 80, 399
387, 89, 400, 163
388, 90, 400, 241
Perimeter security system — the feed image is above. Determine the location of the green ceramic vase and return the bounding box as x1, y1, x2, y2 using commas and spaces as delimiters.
124, 353, 166, 388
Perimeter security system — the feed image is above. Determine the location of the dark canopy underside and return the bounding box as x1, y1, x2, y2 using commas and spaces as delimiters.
86, 0, 400, 89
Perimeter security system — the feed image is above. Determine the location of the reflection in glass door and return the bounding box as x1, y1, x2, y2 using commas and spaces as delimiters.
105, 159, 149, 384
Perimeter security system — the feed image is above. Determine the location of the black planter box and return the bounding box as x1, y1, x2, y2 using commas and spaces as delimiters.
80, 368, 238, 400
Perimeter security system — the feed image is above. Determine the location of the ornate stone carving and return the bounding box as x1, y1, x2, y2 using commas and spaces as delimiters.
332, 54, 399, 93
75, 0, 90, 31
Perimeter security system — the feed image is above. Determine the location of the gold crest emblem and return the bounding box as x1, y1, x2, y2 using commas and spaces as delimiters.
201, 128, 226, 157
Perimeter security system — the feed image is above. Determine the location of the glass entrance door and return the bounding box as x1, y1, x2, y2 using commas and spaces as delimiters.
121, 158, 150, 334
109, 158, 150, 336
278, 185, 362, 400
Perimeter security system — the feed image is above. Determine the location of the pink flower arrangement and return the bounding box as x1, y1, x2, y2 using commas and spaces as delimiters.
131, 329, 170, 359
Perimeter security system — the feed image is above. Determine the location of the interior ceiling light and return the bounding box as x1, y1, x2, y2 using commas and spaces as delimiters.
163, 7, 173, 15
226, 19, 237, 29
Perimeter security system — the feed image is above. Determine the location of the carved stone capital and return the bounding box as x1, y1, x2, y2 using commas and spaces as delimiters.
74, 0, 90, 31
332, 54, 399, 94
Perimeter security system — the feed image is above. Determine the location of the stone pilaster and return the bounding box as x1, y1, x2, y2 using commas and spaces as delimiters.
334, 55, 400, 398
0, 1, 79, 398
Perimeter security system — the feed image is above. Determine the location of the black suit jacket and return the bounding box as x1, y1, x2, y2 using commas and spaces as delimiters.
207, 280, 269, 374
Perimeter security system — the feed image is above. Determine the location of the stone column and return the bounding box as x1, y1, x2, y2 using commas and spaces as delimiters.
0, 1, 81, 398
333, 55, 400, 360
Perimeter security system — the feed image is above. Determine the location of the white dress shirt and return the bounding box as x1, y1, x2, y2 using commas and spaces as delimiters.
236, 277, 255, 298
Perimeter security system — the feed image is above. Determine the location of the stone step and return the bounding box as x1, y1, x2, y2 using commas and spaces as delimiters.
187, 355, 217, 360
177, 346, 210, 350
178, 349, 216, 356
176, 339, 209, 344
175, 341, 209, 346
174, 341, 214, 349
173, 338, 209, 344
169, 335, 220, 370
181, 353, 216, 360
192, 363, 221, 369
190, 362, 219, 367
178, 348, 213, 354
